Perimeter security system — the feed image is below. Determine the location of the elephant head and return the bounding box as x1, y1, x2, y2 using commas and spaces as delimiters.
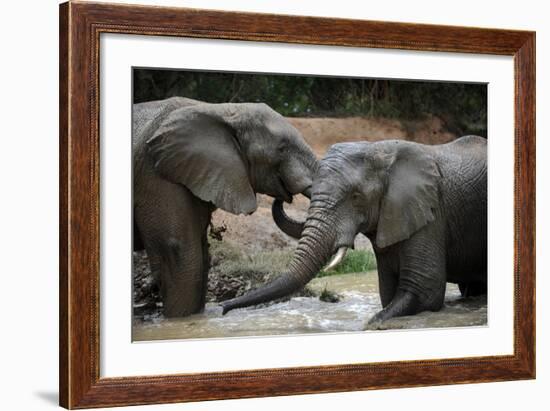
221, 140, 441, 313
146, 102, 317, 233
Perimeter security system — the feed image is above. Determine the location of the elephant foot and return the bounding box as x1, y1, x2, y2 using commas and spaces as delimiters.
363, 309, 393, 330
363, 317, 384, 331
363, 290, 421, 330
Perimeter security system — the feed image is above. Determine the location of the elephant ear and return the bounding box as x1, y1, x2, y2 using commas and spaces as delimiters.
375, 144, 441, 248
146, 107, 257, 215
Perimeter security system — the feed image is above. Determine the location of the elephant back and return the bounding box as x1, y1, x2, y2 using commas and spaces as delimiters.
435, 135, 487, 183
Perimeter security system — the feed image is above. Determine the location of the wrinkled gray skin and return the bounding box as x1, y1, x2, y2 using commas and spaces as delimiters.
222, 136, 487, 325
133, 97, 317, 317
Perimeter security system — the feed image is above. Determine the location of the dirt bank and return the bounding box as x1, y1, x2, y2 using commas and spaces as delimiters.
288, 115, 456, 156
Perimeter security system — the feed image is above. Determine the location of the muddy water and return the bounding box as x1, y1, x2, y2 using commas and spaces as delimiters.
133, 271, 487, 341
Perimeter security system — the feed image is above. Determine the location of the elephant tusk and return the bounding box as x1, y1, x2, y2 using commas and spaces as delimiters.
323, 247, 348, 272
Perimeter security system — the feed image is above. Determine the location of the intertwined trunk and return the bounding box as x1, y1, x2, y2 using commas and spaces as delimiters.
221, 205, 336, 313
271, 199, 304, 239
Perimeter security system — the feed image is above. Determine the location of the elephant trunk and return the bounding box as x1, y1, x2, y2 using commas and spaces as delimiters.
271, 199, 305, 239
221, 207, 336, 314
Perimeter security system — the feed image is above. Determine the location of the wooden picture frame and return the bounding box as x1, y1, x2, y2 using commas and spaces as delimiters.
59, 1, 535, 408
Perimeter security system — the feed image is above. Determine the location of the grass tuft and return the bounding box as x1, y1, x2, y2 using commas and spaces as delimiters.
317, 249, 377, 277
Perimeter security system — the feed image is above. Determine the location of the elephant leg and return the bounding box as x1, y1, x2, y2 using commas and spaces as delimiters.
459, 281, 487, 297
368, 289, 420, 325
135, 182, 212, 317
370, 226, 447, 325
375, 252, 400, 308
199, 226, 211, 303
157, 235, 205, 317
133, 217, 144, 251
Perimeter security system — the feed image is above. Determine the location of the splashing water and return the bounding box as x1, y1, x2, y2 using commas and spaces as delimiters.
133, 271, 487, 341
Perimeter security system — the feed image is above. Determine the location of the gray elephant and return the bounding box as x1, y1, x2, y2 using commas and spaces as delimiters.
133, 97, 317, 317
221, 136, 487, 324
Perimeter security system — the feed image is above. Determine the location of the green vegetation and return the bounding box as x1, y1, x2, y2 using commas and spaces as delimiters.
317, 249, 377, 278
208, 240, 375, 303
134, 69, 487, 137
210, 240, 376, 279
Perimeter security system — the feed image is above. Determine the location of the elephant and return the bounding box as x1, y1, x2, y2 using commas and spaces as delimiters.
221, 136, 487, 325
133, 97, 318, 317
